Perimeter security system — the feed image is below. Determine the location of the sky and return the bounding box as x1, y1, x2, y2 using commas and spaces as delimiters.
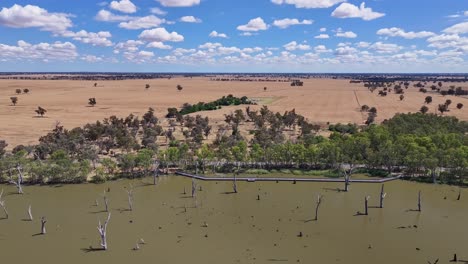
0, 0, 467, 73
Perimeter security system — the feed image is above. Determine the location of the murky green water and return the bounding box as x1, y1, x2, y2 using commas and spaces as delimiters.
0, 176, 467, 264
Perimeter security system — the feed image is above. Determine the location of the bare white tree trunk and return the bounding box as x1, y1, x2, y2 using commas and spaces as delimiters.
379, 185, 387, 208
417, 191, 421, 212
0, 189, 8, 219
9, 166, 24, 194
40, 217, 47, 234
27, 205, 33, 221
126, 185, 134, 211
314, 194, 323, 221
341, 165, 353, 192
364, 196, 370, 215
97, 213, 111, 250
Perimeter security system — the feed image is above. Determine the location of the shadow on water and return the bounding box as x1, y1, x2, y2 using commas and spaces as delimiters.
81, 247, 106, 253
89, 210, 109, 214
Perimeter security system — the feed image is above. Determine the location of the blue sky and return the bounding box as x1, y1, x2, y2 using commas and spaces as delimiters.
0, 0, 467, 72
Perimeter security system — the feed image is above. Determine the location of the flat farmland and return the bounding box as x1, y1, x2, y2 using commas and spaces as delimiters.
0, 77, 466, 147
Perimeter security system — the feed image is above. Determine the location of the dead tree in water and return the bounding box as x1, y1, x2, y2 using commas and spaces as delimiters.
126, 185, 134, 211
9, 166, 24, 194
341, 166, 354, 192
364, 196, 370, 215
314, 194, 323, 221
379, 185, 387, 208
417, 191, 422, 212
102, 191, 109, 212
27, 205, 33, 221
40, 217, 47, 234
97, 213, 111, 250
0, 189, 8, 219
233, 173, 238, 193
191, 178, 196, 198
153, 160, 160, 185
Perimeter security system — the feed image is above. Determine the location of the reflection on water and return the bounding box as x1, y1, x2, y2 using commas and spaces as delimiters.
0, 176, 467, 264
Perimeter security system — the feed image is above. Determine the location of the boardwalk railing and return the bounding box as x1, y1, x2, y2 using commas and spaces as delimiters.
175, 171, 402, 184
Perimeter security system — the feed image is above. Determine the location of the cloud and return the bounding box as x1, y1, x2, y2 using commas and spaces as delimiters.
109, 0, 137, 14
237, 17, 268, 32
377, 27, 435, 39
443, 22, 468, 35
283, 41, 311, 51
0, 4, 72, 33
199, 42, 222, 49
427, 34, 468, 51
320, 27, 327, 32
155, 0, 200, 7
61, 30, 113, 46
209, 31, 228, 38
356, 41, 370, 48
369, 42, 402, 53
119, 15, 165, 29
0, 40, 77, 61
180, 16, 202, 23
139, 27, 184, 42
114, 40, 144, 53
332, 2, 385, 21
123, 50, 155, 63
335, 30, 357, 38
315, 34, 329, 39
95, 10, 132, 22
271, 0, 345, 9
82, 55, 103, 62
334, 45, 357, 56
147, 41, 172, 49
273, 18, 313, 29
150, 7, 167, 16
314, 45, 331, 53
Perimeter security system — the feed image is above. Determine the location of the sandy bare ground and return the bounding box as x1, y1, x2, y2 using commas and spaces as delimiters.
0, 77, 467, 148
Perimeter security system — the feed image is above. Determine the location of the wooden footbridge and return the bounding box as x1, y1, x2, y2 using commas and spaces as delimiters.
175, 171, 402, 184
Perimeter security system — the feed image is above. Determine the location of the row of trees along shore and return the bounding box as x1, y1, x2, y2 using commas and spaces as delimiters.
0, 102, 467, 185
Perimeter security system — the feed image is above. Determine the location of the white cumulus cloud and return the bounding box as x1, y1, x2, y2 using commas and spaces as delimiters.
147, 41, 172, 49
377, 27, 435, 39
209, 31, 228, 38
180, 16, 202, 23
139, 27, 184, 42
443, 22, 468, 35
369, 42, 402, 53
237, 17, 268, 32
273, 18, 313, 29
0, 4, 72, 33
109, 0, 137, 14
315, 34, 330, 39
332, 2, 385, 21
0, 40, 77, 61
335, 30, 357, 38
271, 0, 345, 9
95, 10, 132, 22
283, 41, 311, 51
119, 16, 165, 29
155, 0, 200, 7
62, 30, 113, 46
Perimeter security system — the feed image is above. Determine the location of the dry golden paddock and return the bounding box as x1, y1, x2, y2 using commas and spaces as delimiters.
0, 77, 467, 148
